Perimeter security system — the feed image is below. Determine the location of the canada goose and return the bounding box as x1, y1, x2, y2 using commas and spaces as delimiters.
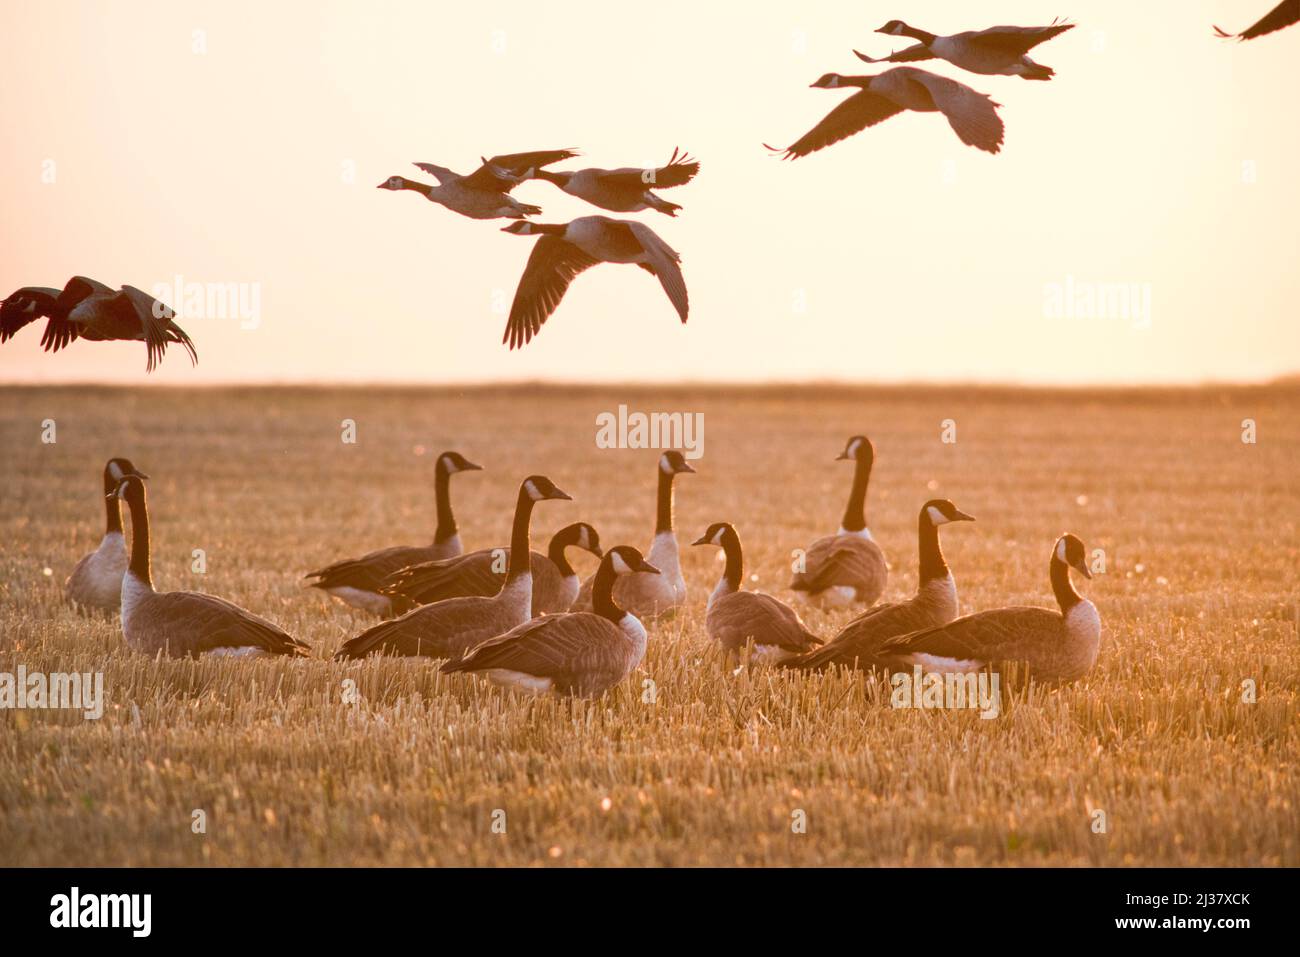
109, 476, 307, 658
766, 67, 1004, 158
64, 458, 150, 614
334, 475, 571, 660
380, 522, 602, 615
305, 451, 482, 616
784, 499, 974, 671
1215, 0, 1299, 39
1, 276, 196, 371
856, 19, 1075, 80
789, 435, 888, 608
378, 149, 576, 221
499, 216, 688, 349
870, 534, 1100, 683
692, 522, 821, 666
530, 148, 699, 216
572, 451, 694, 619
441, 545, 660, 697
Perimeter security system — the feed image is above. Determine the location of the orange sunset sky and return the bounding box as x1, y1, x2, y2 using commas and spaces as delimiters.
1, 0, 1296, 385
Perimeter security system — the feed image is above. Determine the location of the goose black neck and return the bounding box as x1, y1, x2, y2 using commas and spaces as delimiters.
103, 478, 124, 535
591, 555, 626, 623
405, 180, 433, 196
719, 530, 743, 594
902, 25, 937, 44
531, 169, 568, 187
840, 456, 872, 532
506, 488, 536, 584
917, 516, 948, 583
1050, 554, 1082, 612
547, 532, 575, 577
124, 491, 152, 587
530, 222, 568, 236
655, 470, 676, 533
433, 465, 456, 543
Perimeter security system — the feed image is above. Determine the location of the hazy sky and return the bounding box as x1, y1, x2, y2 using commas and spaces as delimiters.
1, 0, 1296, 385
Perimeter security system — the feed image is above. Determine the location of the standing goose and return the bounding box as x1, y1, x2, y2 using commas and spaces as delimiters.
334, 475, 571, 661
856, 19, 1075, 80
789, 435, 888, 608
766, 68, 1004, 159
693, 523, 821, 666
784, 499, 974, 671
499, 216, 689, 350
64, 458, 150, 614
572, 451, 694, 619
380, 522, 603, 615
1, 276, 196, 371
110, 476, 307, 658
378, 149, 577, 221
442, 545, 660, 698
530, 148, 699, 216
305, 451, 482, 616
870, 534, 1100, 683
1215, 1, 1299, 39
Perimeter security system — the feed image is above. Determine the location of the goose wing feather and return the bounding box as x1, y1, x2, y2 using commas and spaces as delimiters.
875, 605, 1060, 665
443, 612, 628, 690
709, 591, 821, 652
503, 236, 601, 349
147, 590, 307, 657
790, 535, 887, 596
908, 69, 1004, 154
768, 90, 906, 159
624, 221, 688, 323
334, 596, 511, 660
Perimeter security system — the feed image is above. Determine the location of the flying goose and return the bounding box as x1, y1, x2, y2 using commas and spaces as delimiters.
530, 148, 699, 216
1215, 0, 1299, 39
692, 522, 821, 666
305, 451, 482, 616
441, 545, 660, 698
572, 451, 694, 619
499, 216, 689, 350
766, 67, 1004, 158
856, 19, 1075, 80
1, 276, 196, 371
789, 435, 888, 608
380, 522, 603, 615
377, 148, 577, 221
64, 458, 150, 614
869, 534, 1100, 683
110, 476, 307, 658
784, 499, 974, 671
334, 475, 571, 661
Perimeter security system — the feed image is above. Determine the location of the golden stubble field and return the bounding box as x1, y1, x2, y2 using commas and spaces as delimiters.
0, 383, 1296, 866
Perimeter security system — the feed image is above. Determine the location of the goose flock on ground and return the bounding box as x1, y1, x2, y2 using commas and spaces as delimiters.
3, 10, 1292, 365
66, 434, 1102, 699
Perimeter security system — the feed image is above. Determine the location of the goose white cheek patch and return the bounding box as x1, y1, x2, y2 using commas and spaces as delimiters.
524, 479, 541, 500
926, 505, 949, 525
611, 553, 633, 575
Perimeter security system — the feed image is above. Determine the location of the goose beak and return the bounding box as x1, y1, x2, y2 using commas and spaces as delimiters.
952, 509, 975, 522
589, 544, 604, 558
638, 559, 662, 575
1075, 563, 1094, 580
835, 452, 850, 461
691, 534, 710, 546
461, 460, 484, 472
548, 488, 573, 502
676, 462, 696, 474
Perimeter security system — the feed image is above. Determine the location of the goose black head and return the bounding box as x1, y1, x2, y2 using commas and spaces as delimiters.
521, 475, 571, 502
558, 522, 603, 557
922, 499, 975, 526
877, 19, 909, 35
108, 474, 147, 504
811, 72, 846, 89
691, 522, 735, 548
377, 175, 408, 190
501, 221, 537, 235
607, 545, 660, 576
659, 450, 696, 475
836, 435, 874, 464
104, 458, 149, 486
438, 451, 482, 475
1055, 533, 1092, 579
